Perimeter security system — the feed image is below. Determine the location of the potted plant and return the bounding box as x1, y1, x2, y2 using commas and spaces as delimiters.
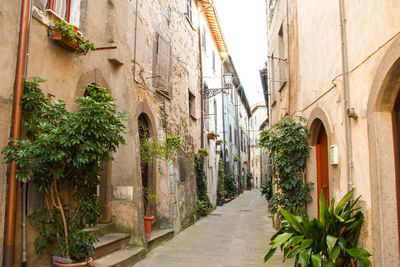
143, 187, 158, 239
247, 172, 253, 190
48, 20, 96, 54
216, 139, 222, 145
233, 156, 239, 162
207, 131, 219, 140
196, 199, 212, 216
198, 148, 208, 157
2, 79, 126, 266
265, 189, 372, 267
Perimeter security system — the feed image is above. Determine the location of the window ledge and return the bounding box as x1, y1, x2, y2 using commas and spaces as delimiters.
155, 89, 172, 101
190, 115, 197, 121
278, 81, 287, 92
185, 15, 196, 31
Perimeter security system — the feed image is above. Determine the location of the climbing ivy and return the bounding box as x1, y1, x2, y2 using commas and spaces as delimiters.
217, 158, 226, 197
259, 116, 313, 214
194, 154, 210, 204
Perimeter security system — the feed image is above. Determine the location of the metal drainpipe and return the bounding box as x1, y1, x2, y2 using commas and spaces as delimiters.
338, 0, 353, 192
286, 0, 290, 114
133, 0, 139, 82
3, 0, 32, 266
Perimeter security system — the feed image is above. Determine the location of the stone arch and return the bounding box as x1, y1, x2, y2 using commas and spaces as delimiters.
367, 35, 400, 266
306, 107, 334, 217
135, 99, 158, 218
308, 107, 334, 146
76, 68, 109, 96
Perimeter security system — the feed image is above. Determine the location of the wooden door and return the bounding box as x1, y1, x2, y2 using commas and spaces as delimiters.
392, 93, 400, 255
317, 124, 329, 204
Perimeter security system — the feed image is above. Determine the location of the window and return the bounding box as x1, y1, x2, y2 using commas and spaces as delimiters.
212, 50, 216, 73
229, 125, 232, 143
189, 90, 195, 118
153, 34, 172, 97
185, 0, 193, 23
278, 25, 286, 87
202, 26, 207, 51
47, 0, 80, 26
234, 129, 237, 146
270, 53, 276, 106
214, 100, 217, 132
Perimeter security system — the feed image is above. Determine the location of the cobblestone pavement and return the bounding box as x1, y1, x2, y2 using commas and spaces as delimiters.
134, 190, 294, 267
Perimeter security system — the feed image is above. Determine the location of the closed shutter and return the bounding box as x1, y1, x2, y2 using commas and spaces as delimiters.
155, 34, 172, 96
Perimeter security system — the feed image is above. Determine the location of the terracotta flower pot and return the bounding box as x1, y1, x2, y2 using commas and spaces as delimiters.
144, 215, 154, 239
227, 195, 232, 200
216, 140, 222, 145
207, 133, 215, 139
52, 257, 93, 267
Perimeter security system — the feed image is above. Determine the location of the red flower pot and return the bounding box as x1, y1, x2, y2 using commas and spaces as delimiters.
207, 133, 215, 139
216, 140, 222, 145
227, 195, 232, 200
144, 216, 154, 239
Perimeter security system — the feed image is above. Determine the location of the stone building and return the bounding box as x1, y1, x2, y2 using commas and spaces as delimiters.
0, 0, 204, 265
266, 0, 400, 265
198, 0, 251, 204
249, 103, 269, 189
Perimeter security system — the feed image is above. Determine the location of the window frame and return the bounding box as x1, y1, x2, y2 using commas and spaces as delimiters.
185, 0, 193, 24
48, 0, 72, 22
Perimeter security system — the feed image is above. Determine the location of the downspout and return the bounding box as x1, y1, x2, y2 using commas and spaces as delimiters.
3, 0, 32, 266
286, 0, 290, 114
133, 0, 139, 81
338, 0, 353, 192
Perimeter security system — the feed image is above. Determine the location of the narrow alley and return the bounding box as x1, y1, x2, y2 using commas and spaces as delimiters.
134, 190, 292, 267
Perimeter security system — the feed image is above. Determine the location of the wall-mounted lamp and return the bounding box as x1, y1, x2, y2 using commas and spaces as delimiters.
203, 72, 233, 99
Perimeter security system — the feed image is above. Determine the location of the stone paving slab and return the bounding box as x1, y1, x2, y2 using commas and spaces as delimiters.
133, 190, 294, 267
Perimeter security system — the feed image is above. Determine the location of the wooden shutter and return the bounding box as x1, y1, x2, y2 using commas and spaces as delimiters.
155, 34, 171, 96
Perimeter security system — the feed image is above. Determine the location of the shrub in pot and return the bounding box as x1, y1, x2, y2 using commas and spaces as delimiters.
264, 189, 372, 267
2, 78, 126, 264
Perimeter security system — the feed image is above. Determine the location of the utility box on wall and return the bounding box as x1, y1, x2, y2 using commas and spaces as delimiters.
329, 144, 339, 165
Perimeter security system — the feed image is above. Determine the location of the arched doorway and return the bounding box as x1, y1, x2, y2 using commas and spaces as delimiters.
316, 124, 329, 204
367, 38, 400, 265
392, 93, 400, 255
138, 113, 155, 216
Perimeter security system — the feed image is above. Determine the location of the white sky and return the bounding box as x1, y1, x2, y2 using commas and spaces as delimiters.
214, 0, 268, 107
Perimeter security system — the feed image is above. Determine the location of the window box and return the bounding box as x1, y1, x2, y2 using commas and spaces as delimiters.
48, 28, 80, 52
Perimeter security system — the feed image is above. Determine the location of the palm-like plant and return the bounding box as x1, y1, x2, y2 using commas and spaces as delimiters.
265, 189, 371, 267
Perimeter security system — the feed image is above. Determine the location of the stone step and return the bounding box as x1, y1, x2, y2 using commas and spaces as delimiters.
83, 223, 115, 238
91, 247, 146, 267
147, 228, 174, 251
93, 233, 130, 259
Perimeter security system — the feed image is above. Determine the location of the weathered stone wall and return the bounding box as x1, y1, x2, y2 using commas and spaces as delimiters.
1, 0, 201, 265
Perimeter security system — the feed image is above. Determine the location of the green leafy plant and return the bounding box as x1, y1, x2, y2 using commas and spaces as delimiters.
140, 135, 181, 163
217, 159, 225, 198
143, 187, 158, 216
265, 189, 371, 267
51, 20, 96, 54
261, 181, 273, 202
196, 199, 213, 216
224, 169, 237, 196
247, 172, 253, 188
207, 131, 219, 138
2, 78, 126, 261
195, 154, 211, 213
233, 155, 239, 162
259, 116, 313, 214
198, 148, 209, 156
